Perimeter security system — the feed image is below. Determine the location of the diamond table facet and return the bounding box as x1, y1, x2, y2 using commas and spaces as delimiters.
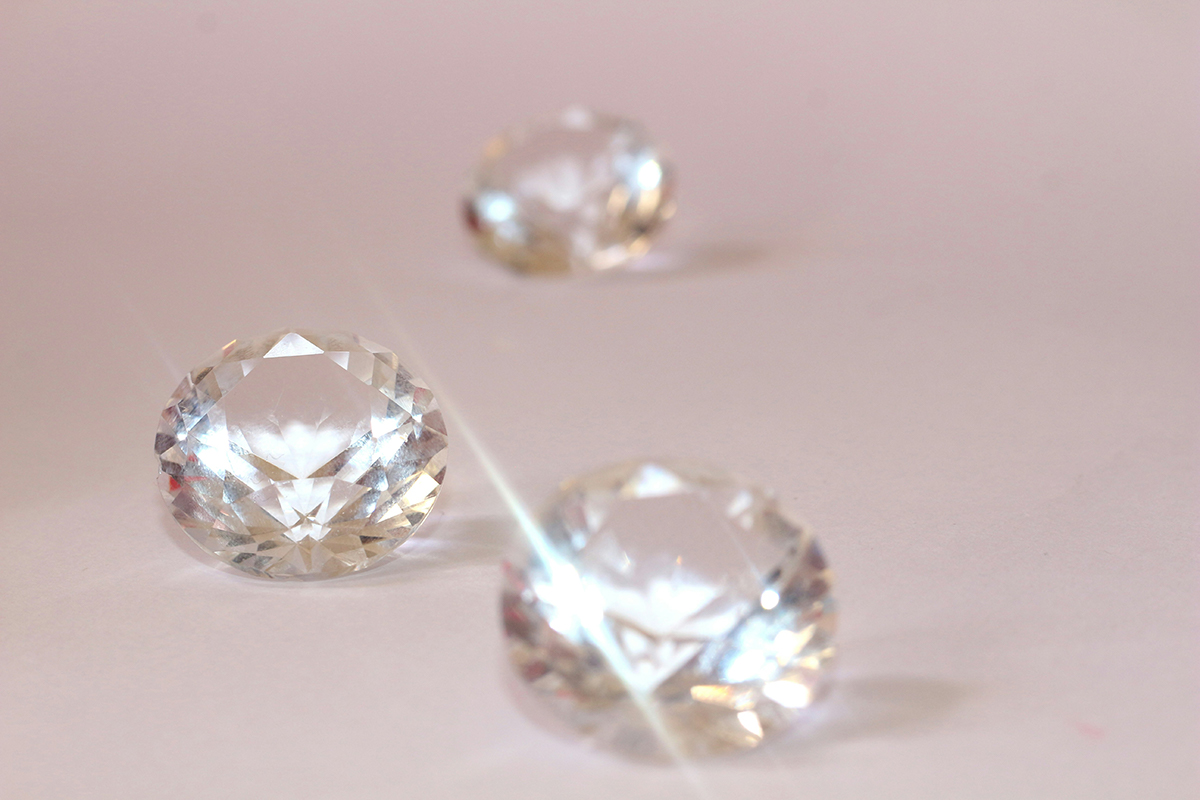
156, 329, 448, 579
502, 461, 836, 758
465, 106, 675, 274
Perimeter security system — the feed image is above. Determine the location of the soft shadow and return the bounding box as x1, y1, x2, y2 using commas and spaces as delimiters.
752, 674, 972, 762
338, 511, 513, 586
618, 240, 776, 281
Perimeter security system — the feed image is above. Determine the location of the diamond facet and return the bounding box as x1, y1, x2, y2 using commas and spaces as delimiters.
156, 329, 448, 579
501, 461, 836, 758
465, 107, 675, 274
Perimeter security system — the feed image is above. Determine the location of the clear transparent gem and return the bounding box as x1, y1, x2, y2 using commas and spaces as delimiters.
502, 461, 836, 758
465, 106, 675, 274
156, 329, 448, 579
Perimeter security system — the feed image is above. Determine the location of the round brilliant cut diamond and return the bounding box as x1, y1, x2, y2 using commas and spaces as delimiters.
465, 106, 675, 274
156, 329, 447, 579
502, 461, 836, 758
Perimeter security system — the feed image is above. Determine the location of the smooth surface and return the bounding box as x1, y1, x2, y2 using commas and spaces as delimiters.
1, 2, 1196, 798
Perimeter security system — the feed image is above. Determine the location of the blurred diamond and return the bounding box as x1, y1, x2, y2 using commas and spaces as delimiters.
502, 460, 836, 758
156, 329, 447, 579
465, 106, 675, 274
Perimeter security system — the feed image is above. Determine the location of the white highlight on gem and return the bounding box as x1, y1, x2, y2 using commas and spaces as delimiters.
737, 711, 765, 739
481, 192, 516, 222
761, 680, 813, 709
725, 648, 770, 684
636, 159, 663, 191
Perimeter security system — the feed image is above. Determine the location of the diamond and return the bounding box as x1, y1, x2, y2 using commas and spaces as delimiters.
465, 106, 675, 274
502, 461, 836, 758
156, 329, 448, 579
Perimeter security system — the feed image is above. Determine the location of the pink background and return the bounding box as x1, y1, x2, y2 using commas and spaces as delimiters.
1, 2, 1197, 798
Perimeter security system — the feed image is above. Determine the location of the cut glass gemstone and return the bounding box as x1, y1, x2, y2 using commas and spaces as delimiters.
502, 461, 836, 758
156, 329, 448, 579
465, 106, 675, 274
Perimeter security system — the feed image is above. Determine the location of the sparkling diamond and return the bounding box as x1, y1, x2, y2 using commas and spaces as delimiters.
156, 329, 448, 579
465, 106, 675, 274
502, 461, 836, 758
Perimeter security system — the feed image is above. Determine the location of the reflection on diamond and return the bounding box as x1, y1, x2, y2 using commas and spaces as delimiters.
502, 460, 836, 758
156, 329, 448, 579
465, 106, 675, 274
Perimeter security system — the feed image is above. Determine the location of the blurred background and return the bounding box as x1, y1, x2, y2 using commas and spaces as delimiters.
1, 2, 1196, 798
